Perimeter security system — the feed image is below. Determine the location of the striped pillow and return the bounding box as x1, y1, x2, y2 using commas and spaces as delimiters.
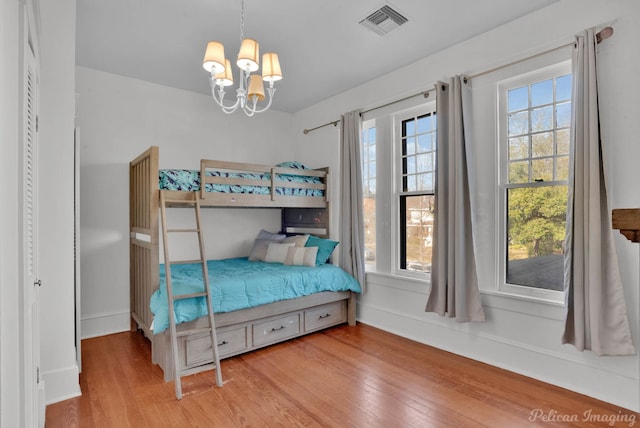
284, 246, 318, 267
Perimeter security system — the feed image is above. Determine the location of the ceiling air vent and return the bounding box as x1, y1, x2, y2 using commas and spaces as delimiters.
359, 5, 408, 36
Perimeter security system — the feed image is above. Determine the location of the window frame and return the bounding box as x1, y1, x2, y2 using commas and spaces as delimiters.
497, 60, 571, 302
393, 103, 437, 277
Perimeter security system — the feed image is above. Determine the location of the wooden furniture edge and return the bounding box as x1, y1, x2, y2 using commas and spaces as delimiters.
612, 208, 640, 243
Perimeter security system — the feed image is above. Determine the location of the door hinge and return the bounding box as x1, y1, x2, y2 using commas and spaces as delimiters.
37, 366, 40, 384
36, 115, 39, 132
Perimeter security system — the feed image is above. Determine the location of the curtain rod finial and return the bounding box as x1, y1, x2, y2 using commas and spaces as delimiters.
596, 26, 613, 43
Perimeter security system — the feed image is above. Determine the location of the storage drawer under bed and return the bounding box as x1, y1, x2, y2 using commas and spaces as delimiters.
304, 301, 347, 332
185, 325, 249, 366
252, 313, 301, 347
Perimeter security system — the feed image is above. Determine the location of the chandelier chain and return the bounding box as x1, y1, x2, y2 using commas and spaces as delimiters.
239, 0, 245, 42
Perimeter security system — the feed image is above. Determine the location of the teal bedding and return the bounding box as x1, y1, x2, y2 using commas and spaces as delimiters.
159, 169, 324, 197
150, 257, 361, 334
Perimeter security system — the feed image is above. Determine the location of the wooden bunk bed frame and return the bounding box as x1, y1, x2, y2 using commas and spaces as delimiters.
130, 146, 356, 381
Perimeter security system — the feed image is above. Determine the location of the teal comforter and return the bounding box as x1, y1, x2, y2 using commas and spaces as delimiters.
150, 257, 361, 334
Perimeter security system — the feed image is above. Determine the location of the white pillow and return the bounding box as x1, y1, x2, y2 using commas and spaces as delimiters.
284, 246, 318, 267
264, 242, 296, 263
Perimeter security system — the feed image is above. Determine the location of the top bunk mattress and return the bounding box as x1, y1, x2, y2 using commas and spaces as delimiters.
159, 161, 324, 197
150, 257, 361, 334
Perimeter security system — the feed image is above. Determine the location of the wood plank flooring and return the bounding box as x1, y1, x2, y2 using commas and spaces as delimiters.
46, 323, 638, 427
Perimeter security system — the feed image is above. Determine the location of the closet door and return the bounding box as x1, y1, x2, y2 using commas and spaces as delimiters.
21, 2, 43, 426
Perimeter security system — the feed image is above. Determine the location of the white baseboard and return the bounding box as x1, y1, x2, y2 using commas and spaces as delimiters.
357, 301, 640, 412
81, 310, 130, 339
42, 365, 81, 405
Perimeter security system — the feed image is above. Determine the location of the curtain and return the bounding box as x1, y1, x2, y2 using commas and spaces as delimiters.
339, 110, 366, 292
425, 76, 484, 322
562, 29, 634, 355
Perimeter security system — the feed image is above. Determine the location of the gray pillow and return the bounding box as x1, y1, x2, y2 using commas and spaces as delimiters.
248, 229, 286, 261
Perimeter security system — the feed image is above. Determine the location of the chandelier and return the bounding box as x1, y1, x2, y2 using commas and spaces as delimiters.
202, 0, 282, 116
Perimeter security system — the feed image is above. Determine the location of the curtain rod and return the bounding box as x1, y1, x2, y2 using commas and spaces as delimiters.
302, 89, 432, 135
465, 27, 613, 82
303, 26, 613, 136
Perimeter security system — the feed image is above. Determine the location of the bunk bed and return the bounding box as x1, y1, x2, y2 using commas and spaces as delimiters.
130, 146, 359, 381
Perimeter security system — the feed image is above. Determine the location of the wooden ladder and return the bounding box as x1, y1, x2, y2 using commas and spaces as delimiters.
159, 191, 223, 399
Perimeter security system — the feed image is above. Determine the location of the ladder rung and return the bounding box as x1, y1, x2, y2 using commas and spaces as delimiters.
163, 199, 197, 205
173, 292, 207, 300
167, 228, 200, 233
169, 259, 205, 265
180, 362, 217, 378
176, 326, 213, 337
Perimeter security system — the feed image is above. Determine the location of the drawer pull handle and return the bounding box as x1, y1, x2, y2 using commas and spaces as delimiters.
318, 313, 331, 319
218, 340, 229, 346
271, 325, 286, 332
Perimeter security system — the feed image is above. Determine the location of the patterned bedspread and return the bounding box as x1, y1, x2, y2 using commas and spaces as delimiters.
159, 168, 324, 197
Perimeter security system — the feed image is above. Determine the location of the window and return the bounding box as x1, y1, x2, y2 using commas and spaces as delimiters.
398, 108, 436, 273
499, 63, 571, 297
362, 121, 376, 266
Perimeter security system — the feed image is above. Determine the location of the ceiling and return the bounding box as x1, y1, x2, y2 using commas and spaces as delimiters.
76, 0, 558, 113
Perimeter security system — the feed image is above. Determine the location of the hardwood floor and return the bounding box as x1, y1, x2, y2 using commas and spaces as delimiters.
46, 323, 637, 427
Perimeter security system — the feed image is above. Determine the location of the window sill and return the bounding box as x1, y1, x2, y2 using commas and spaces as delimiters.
364, 269, 565, 321
480, 289, 565, 321
365, 270, 429, 294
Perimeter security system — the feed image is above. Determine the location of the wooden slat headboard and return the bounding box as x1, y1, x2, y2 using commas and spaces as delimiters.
129, 146, 159, 336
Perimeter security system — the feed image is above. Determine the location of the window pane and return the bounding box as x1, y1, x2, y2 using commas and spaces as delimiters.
417, 134, 431, 153
406, 157, 416, 174
509, 161, 529, 183
531, 158, 553, 181
363, 161, 376, 181
364, 196, 376, 266
404, 118, 415, 136
417, 153, 432, 173
556, 74, 572, 101
531, 106, 553, 132
418, 172, 433, 192
556, 156, 569, 181
532, 132, 553, 158
403, 195, 434, 272
508, 86, 528, 112
506, 186, 567, 290
368, 144, 376, 160
556, 129, 569, 155
417, 115, 431, 133
556, 102, 571, 128
509, 136, 529, 160
531, 79, 553, 107
405, 137, 416, 155
509, 111, 529, 136
405, 175, 417, 192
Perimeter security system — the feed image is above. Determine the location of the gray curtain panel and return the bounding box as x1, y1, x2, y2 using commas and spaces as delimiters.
425, 77, 485, 322
339, 110, 366, 292
562, 28, 634, 356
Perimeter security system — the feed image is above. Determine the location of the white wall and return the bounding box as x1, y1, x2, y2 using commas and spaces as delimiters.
38, 0, 82, 405
292, 0, 640, 411
1, 0, 24, 425
75, 67, 295, 338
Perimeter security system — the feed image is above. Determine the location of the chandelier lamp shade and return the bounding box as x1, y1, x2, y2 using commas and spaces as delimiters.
202, 1, 282, 116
